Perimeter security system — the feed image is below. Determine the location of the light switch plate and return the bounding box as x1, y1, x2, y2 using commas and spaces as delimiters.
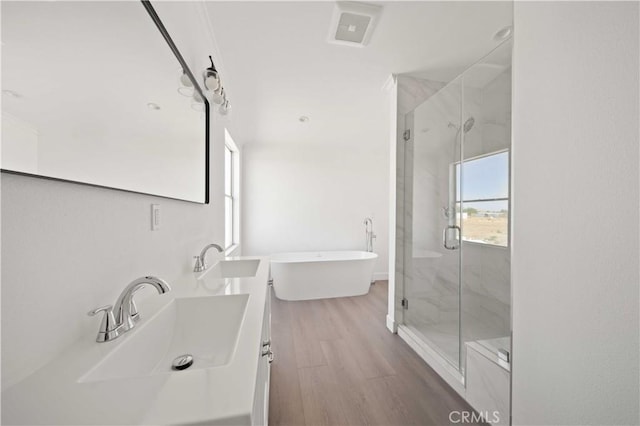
151, 204, 161, 231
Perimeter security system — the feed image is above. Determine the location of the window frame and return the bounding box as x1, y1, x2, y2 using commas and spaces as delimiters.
224, 130, 239, 252
454, 149, 510, 248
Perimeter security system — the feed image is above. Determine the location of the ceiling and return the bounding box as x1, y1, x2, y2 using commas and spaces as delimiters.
203, 1, 513, 147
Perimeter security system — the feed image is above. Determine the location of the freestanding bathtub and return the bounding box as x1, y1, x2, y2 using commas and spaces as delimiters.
270, 251, 378, 301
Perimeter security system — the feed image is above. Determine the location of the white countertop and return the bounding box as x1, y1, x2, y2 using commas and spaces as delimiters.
2, 256, 271, 425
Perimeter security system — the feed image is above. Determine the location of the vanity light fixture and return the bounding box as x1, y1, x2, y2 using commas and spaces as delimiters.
201, 55, 231, 115
179, 55, 230, 115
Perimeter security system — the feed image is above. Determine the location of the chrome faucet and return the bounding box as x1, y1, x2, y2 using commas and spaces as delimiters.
193, 243, 224, 272
88, 276, 171, 343
364, 217, 376, 252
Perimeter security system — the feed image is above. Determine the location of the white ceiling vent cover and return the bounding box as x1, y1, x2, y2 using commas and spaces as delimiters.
327, 2, 382, 47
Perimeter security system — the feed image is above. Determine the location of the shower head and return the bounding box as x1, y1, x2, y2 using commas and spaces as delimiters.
463, 117, 475, 133
448, 117, 475, 133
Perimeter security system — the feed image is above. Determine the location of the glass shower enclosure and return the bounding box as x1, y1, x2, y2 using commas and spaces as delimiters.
401, 41, 512, 372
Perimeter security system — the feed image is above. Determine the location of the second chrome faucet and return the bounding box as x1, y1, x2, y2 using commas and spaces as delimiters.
193, 243, 224, 272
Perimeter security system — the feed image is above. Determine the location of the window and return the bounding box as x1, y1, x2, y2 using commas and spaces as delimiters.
224, 130, 239, 250
456, 150, 509, 246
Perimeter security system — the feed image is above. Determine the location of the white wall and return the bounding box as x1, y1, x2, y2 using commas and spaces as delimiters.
0, 113, 234, 390
1, 113, 38, 174
242, 143, 389, 278
512, 2, 639, 425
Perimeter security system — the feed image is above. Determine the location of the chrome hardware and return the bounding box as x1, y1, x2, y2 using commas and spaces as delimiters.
88, 305, 122, 343
193, 256, 205, 273
172, 354, 194, 371
401, 298, 409, 309
268, 278, 274, 287
441, 206, 453, 219
261, 339, 274, 363
443, 225, 461, 250
113, 276, 171, 331
193, 243, 224, 272
261, 345, 274, 363
364, 217, 376, 253
128, 298, 141, 325
89, 276, 171, 343
403, 129, 411, 141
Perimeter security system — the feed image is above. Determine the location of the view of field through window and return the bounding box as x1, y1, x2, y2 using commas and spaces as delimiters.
456, 151, 509, 247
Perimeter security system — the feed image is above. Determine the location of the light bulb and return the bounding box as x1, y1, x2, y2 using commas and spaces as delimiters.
211, 87, 225, 105
205, 76, 219, 92
204, 69, 220, 92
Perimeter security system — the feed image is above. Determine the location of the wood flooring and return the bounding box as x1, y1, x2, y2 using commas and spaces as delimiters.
268, 281, 484, 426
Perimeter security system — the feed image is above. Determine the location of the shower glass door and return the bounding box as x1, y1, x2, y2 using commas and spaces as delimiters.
403, 77, 463, 369
459, 42, 512, 363
401, 40, 512, 373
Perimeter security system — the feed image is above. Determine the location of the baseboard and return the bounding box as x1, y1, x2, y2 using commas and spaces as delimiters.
373, 272, 389, 281
386, 315, 397, 333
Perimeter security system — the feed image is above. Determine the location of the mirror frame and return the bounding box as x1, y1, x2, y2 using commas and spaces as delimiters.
0, 0, 210, 204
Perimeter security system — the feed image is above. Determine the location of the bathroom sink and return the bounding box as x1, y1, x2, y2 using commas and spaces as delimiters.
206, 259, 260, 279
79, 294, 249, 383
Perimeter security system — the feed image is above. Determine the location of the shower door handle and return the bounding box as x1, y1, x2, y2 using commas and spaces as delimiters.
443, 225, 460, 250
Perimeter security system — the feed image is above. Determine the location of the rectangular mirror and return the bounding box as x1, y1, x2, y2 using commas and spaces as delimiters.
1, 1, 209, 203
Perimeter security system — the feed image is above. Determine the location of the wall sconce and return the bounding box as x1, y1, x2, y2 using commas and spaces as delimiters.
178, 55, 231, 115
203, 55, 230, 115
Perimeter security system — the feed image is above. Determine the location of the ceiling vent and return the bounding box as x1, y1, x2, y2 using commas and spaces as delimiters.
327, 2, 382, 47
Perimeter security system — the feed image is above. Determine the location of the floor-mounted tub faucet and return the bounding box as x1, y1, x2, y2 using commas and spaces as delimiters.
364, 217, 376, 253
88, 276, 171, 343
193, 243, 224, 272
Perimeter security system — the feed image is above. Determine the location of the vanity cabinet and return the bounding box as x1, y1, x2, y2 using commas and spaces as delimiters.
1, 256, 273, 425
251, 282, 272, 425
